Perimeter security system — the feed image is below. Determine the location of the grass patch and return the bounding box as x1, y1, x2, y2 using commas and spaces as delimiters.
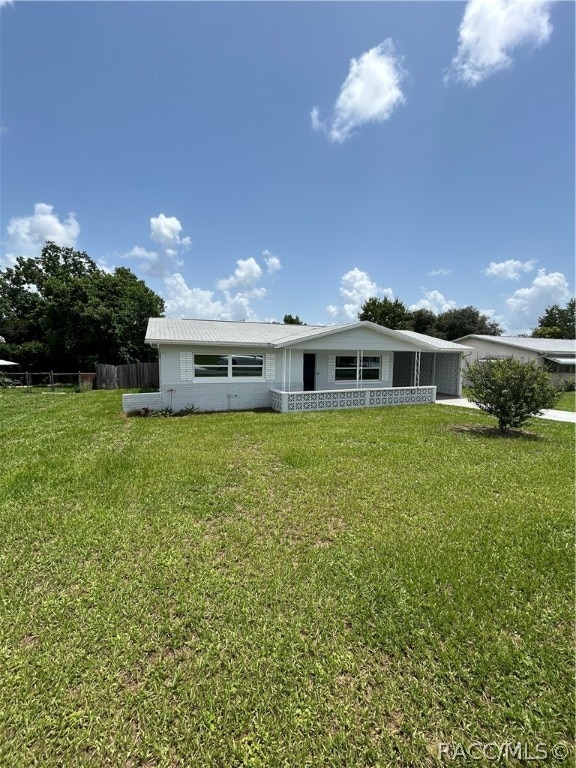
555, 390, 576, 412
0, 390, 573, 766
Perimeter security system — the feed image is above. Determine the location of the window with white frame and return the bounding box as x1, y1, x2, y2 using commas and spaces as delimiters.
192, 353, 264, 379
335, 355, 381, 381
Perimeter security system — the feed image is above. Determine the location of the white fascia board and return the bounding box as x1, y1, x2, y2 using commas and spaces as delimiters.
146, 338, 275, 348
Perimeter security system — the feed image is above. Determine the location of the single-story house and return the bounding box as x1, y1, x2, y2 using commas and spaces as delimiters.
122, 318, 472, 414
455, 335, 576, 387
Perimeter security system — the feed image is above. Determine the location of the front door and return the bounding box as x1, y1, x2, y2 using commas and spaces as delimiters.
303, 354, 316, 391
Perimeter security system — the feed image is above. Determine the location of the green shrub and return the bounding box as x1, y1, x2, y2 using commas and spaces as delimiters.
466, 358, 560, 433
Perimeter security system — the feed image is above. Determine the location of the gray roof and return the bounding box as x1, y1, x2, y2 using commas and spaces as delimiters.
146, 318, 324, 346
146, 317, 470, 352
455, 335, 576, 354
394, 329, 470, 351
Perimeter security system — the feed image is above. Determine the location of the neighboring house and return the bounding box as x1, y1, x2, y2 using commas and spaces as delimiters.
122, 318, 471, 414
455, 335, 576, 387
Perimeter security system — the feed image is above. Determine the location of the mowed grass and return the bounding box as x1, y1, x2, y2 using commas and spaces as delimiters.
555, 390, 576, 412
0, 390, 573, 767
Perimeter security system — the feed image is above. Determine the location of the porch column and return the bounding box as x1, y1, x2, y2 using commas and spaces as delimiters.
414, 351, 421, 386
356, 350, 360, 388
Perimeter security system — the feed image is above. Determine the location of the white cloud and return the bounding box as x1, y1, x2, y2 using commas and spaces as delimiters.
1, 202, 80, 268
446, 0, 553, 86
310, 107, 325, 134
313, 40, 406, 143
505, 269, 571, 328
163, 273, 259, 321
122, 243, 183, 278
7, 202, 80, 251
479, 307, 505, 328
124, 245, 159, 263
150, 214, 191, 248
164, 273, 226, 319
484, 258, 536, 280
329, 267, 393, 321
263, 250, 281, 275
409, 289, 457, 314
162, 249, 279, 320
428, 268, 452, 277
123, 213, 190, 277
216, 257, 262, 291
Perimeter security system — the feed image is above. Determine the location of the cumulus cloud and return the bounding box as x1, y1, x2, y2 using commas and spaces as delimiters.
505, 269, 571, 328
216, 257, 262, 291
7, 202, 80, 251
1, 202, 80, 267
312, 40, 406, 143
150, 214, 191, 248
164, 273, 259, 321
328, 267, 393, 321
446, 0, 553, 86
428, 268, 452, 277
409, 289, 457, 314
162, 249, 282, 320
484, 258, 536, 280
123, 213, 190, 277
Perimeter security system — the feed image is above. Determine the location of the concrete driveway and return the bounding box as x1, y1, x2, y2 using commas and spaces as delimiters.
436, 397, 576, 424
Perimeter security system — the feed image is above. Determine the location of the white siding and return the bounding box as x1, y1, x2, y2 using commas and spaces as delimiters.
463, 339, 538, 365
292, 326, 423, 352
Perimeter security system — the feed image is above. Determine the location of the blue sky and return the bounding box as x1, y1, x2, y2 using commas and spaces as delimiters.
1, 0, 574, 333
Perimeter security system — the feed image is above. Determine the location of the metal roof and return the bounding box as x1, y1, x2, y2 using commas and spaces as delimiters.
146, 318, 324, 346
455, 335, 576, 354
545, 357, 576, 365
146, 318, 471, 352
393, 329, 470, 351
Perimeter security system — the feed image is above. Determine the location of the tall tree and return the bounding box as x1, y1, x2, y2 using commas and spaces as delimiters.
358, 297, 410, 329
405, 308, 438, 336
435, 306, 502, 341
0, 242, 165, 369
531, 299, 575, 339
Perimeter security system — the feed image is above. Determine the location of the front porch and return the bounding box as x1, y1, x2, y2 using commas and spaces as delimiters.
271, 385, 436, 413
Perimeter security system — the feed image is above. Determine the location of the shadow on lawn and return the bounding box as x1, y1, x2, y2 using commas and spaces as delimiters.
449, 425, 542, 440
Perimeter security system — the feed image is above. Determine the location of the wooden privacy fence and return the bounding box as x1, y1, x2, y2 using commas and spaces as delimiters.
96, 362, 159, 390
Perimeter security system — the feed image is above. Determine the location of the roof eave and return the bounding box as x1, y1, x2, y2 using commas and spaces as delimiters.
146, 338, 275, 348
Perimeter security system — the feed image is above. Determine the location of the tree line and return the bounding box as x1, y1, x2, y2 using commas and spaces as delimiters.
286, 297, 574, 341
1, 242, 573, 371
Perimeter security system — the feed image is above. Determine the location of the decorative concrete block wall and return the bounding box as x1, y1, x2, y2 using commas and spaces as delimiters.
270, 386, 436, 413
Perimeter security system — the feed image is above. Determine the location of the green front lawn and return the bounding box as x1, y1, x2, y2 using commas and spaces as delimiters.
0, 390, 573, 766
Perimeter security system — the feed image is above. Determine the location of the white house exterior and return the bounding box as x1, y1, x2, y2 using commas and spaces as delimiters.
455, 335, 576, 387
122, 319, 471, 415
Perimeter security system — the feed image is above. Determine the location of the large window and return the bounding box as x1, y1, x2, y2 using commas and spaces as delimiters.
193, 354, 264, 379
335, 355, 380, 381
194, 354, 228, 377
231, 355, 264, 377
